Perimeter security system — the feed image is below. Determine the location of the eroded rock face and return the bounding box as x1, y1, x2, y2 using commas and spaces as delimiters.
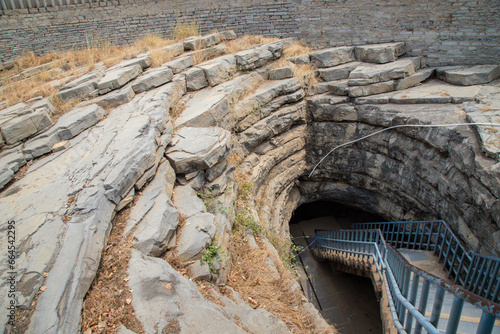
0, 32, 499, 334
304, 99, 500, 254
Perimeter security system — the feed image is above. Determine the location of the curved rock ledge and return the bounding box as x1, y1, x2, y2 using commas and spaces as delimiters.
0, 32, 499, 333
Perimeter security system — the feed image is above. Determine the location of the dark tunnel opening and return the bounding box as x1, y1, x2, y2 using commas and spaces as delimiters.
289, 200, 386, 333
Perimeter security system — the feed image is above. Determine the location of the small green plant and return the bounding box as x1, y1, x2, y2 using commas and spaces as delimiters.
201, 238, 225, 274
197, 187, 231, 214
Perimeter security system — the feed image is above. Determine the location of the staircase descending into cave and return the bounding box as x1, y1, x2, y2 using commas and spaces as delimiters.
312, 221, 500, 334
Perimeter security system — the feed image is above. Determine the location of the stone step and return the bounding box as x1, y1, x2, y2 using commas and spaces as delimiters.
94, 84, 136, 109
235, 39, 293, 71
316, 61, 361, 82
437, 64, 500, 86
325, 68, 433, 98
348, 57, 420, 86
309, 46, 355, 68
354, 79, 481, 105
131, 66, 174, 93
354, 42, 406, 64
23, 104, 107, 159
175, 72, 263, 129
97, 64, 143, 95
233, 77, 301, 128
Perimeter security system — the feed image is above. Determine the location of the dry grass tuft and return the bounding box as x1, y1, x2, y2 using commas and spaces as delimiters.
228, 231, 317, 333
283, 41, 312, 59
225, 35, 279, 54
150, 49, 176, 68
134, 34, 174, 51
81, 206, 144, 334
0, 75, 58, 106
50, 95, 84, 122
172, 20, 201, 41
293, 63, 318, 89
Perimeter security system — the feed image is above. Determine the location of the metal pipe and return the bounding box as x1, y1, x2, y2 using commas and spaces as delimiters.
415, 280, 431, 334
385, 264, 440, 334
430, 287, 445, 327
445, 296, 464, 334
405, 274, 420, 332
476, 312, 496, 334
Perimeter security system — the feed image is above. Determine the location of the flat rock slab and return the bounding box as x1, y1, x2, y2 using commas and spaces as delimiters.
57, 79, 99, 102
309, 46, 355, 68
161, 43, 184, 57
60, 65, 106, 90
316, 61, 361, 82
173, 185, 207, 219
197, 55, 237, 87
132, 67, 174, 93
176, 73, 261, 129
269, 66, 294, 80
394, 68, 434, 91
98, 64, 142, 94
0, 109, 52, 145
348, 58, 418, 86
163, 56, 193, 74
437, 65, 500, 86
235, 46, 273, 71
166, 127, 231, 174
127, 250, 254, 334
354, 42, 406, 64
0, 102, 33, 124
355, 79, 482, 104
235, 39, 292, 71
183, 33, 221, 51
95, 85, 136, 109
23, 104, 106, 159
390, 79, 481, 104
186, 67, 209, 91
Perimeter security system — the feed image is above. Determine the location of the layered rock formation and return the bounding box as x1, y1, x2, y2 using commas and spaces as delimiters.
0, 32, 499, 333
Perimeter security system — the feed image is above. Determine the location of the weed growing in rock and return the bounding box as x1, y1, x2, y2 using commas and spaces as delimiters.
201, 238, 226, 274
197, 187, 231, 214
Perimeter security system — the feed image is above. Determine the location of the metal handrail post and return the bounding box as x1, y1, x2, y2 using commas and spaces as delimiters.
445, 296, 464, 334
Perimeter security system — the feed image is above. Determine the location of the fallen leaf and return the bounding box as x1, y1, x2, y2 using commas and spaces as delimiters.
39, 286, 47, 292
125, 298, 132, 305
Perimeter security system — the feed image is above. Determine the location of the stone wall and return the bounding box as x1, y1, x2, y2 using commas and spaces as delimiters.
1, 0, 499, 69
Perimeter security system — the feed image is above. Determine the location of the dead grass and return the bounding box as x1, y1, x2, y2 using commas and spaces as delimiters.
293, 63, 319, 90
50, 95, 84, 122
0, 33, 177, 111
81, 206, 144, 334
283, 41, 312, 59
172, 20, 201, 41
150, 49, 176, 68
228, 231, 319, 333
225, 35, 279, 54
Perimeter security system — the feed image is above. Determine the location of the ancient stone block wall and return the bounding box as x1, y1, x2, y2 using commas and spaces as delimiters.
1, 0, 499, 69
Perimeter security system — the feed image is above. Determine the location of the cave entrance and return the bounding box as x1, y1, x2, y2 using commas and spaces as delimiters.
289, 201, 385, 334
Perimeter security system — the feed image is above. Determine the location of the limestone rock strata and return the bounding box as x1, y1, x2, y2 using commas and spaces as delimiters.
0, 33, 499, 334
0, 78, 185, 333
304, 99, 500, 254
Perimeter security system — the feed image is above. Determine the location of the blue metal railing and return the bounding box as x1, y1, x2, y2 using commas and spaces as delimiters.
312, 222, 500, 334
353, 220, 500, 304
314, 229, 387, 276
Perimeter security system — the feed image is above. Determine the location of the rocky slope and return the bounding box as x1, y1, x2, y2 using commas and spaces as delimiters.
0, 32, 499, 333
